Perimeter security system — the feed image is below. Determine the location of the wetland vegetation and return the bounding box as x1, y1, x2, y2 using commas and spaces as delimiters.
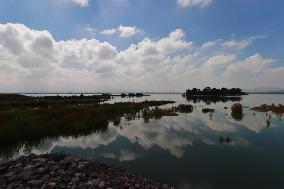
0, 93, 284, 189
0, 94, 196, 158
251, 104, 284, 117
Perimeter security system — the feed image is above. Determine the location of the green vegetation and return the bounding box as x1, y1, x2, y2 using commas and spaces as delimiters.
120, 93, 148, 97
231, 103, 244, 121
0, 94, 180, 158
142, 107, 178, 123
183, 87, 245, 104
139, 104, 193, 123
231, 103, 243, 113
178, 104, 193, 113
0, 94, 111, 108
185, 87, 247, 96
202, 108, 215, 114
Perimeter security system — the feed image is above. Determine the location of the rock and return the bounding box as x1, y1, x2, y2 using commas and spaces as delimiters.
61, 176, 70, 183
27, 179, 43, 187
49, 170, 55, 176
47, 182, 57, 188
65, 170, 74, 176
163, 184, 168, 188
24, 165, 36, 171
57, 169, 65, 175
78, 162, 88, 170
23, 169, 35, 180
7, 175, 23, 182
12, 163, 22, 168
91, 178, 101, 186
79, 182, 88, 189
34, 158, 47, 163
98, 180, 105, 188
14, 185, 25, 189
41, 174, 50, 181
0, 160, 9, 167
0, 154, 174, 189
38, 167, 47, 174
0, 165, 8, 174
59, 158, 72, 166
4, 171, 16, 177
71, 177, 77, 184
5, 183, 15, 189
0, 177, 6, 185
58, 183, 67, 188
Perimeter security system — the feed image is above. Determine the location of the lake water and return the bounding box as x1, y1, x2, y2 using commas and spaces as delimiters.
4, 94, 284, 188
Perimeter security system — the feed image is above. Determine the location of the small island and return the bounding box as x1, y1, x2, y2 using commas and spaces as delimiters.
183, 87, 247, 104
184, 87, 247, 97
120, 93, 148, 97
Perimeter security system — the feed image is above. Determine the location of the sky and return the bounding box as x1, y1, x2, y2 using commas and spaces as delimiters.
0, 0, 283, 92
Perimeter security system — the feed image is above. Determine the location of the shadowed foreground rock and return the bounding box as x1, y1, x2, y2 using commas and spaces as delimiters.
0, 154, 173, 189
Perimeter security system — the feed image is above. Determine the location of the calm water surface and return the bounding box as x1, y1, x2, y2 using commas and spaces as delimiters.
8, 94, 284, 188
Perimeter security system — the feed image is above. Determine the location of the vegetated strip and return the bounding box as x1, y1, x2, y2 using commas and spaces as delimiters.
0, 97, 175, 158
251, 104, 284, 115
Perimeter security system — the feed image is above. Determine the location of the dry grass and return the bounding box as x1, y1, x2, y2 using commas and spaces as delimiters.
251, 104, 284, 116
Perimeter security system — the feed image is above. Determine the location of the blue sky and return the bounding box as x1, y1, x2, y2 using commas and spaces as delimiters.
0, 0, 283, 92
1, 0, 283, 49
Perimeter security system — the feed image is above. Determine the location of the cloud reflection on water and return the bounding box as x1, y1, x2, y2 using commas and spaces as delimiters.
29, 105, 282, 161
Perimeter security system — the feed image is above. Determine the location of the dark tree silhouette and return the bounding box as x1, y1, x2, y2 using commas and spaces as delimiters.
185, 87, 247, 97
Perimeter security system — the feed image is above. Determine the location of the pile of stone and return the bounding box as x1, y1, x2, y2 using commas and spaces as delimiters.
0, 153, 173, 189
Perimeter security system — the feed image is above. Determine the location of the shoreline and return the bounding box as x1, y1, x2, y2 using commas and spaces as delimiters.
0, 153, 173, 189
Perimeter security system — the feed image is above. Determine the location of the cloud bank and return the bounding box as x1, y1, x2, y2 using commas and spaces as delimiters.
101, 25, 142, 38
0, 23, 283, 92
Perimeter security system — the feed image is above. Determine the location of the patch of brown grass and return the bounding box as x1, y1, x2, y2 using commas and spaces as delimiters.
251, 104, 284, 116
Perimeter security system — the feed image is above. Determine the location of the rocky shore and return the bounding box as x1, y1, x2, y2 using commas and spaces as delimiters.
0, 154, 173, 189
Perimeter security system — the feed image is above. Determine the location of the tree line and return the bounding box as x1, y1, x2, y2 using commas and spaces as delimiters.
184, 87, 247, 96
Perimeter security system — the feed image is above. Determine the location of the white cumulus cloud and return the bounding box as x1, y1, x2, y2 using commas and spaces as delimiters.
101, 25, 142, 38
223, 36, 266, 50
71, 0, 89, 7
0, 23, 283, 93
177, 0, 212, 8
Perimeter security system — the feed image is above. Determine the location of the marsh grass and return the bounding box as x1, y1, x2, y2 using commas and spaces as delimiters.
0, 95, 176, 158
251, 104, 284, 117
